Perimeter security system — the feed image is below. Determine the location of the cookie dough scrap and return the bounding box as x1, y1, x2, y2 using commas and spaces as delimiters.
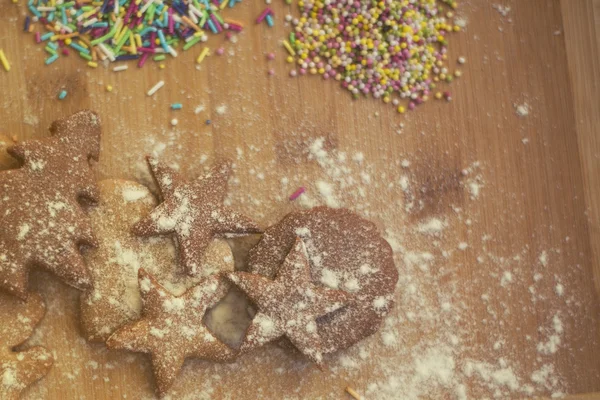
0, 292, 53, 400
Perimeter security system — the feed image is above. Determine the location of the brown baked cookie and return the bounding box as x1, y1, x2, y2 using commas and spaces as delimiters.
227, 238, 350, 366
0, 135, 18, 170
81, 179, 235, 342
247, 206, 398, 354
132, 157, 262, 276
0, 110, 101, 299
106, 269, 237, 396
0, 292, 54, 399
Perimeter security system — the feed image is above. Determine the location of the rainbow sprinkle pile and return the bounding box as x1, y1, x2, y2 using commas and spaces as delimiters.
284, 0, 462, 112
25, 0, 243, 67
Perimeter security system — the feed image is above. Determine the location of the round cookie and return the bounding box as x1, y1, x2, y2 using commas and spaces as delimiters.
247, 206, 398, 353
80, 179, 235, 342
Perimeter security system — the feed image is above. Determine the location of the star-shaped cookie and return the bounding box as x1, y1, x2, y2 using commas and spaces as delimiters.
0, 292, 53, 400
226, 238, 351, 366
132, 157, 261, 276
106, 268, 237, 395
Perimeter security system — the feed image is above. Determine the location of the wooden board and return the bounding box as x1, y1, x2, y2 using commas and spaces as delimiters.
0, 0, 599, 399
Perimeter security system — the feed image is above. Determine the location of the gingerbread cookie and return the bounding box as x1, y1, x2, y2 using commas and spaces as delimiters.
106, 269, 237, 395
0, 135, 18, 170
132, 157, 262, 276
81, 179, 235, 342
227, 238, 350, 366
247, 206, 398, 353
0, 292, 53, 400
0, 110, 101, 299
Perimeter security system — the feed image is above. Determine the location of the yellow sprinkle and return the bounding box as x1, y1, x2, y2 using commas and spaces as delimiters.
454, 70, 462, 77
0, 50, 10, 72
159, 64, 165, 69
135, 34, 142, 48
282, 40, 296, 56
397, 106, 406, 113
106, 85, 113, 92
196, 47, 210, 64
286, 56, 294, 63
345, 387, 362, 400
87, 61, 98, 68
129, 32, 137, 55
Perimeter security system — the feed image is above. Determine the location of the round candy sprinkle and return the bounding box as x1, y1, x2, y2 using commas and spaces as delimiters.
284, 0, 461, 112
25, 0, 243, 68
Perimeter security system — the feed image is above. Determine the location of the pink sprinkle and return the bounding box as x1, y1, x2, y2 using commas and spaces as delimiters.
168, 8, 174, 35
256, 7, 273, 24
289, 187, 305, 201
216, 47, 225, 55
61, 48, 69, 56
138, 52, 149, 68
228, 23, 243, 32
268, 69, 275, 76
267, 52, 275, 60
35, 32, 41, 43
289, 70, 297, 77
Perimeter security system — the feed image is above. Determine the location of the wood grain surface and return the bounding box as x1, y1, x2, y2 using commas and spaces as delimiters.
0, 0, 599, 399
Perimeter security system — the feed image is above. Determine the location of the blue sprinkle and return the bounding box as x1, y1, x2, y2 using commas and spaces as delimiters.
171, 103, 183, 110
266, 14, 274, 27
58, 90, 68, 100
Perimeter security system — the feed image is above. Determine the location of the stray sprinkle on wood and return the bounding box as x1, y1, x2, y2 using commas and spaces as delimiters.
345, 386, 362, 400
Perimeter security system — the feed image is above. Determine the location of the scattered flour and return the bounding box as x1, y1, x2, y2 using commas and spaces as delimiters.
515, 102, 530, 117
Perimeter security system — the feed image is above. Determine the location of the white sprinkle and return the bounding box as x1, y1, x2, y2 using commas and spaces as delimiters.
147, 80, 165, 96
113, 65, 129, 72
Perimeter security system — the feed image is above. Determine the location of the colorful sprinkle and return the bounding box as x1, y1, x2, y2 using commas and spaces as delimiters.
171, 103, 183, 110
256, 7, 273, 24
284, 0, 461, 112
265, 14, 274, 28
147, 80, 164, 97
196, 47, 210, 64
58, 90, 67, 100
289, 187, 305, 201
25, 0, 243, 70
0, 50, 10, 72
